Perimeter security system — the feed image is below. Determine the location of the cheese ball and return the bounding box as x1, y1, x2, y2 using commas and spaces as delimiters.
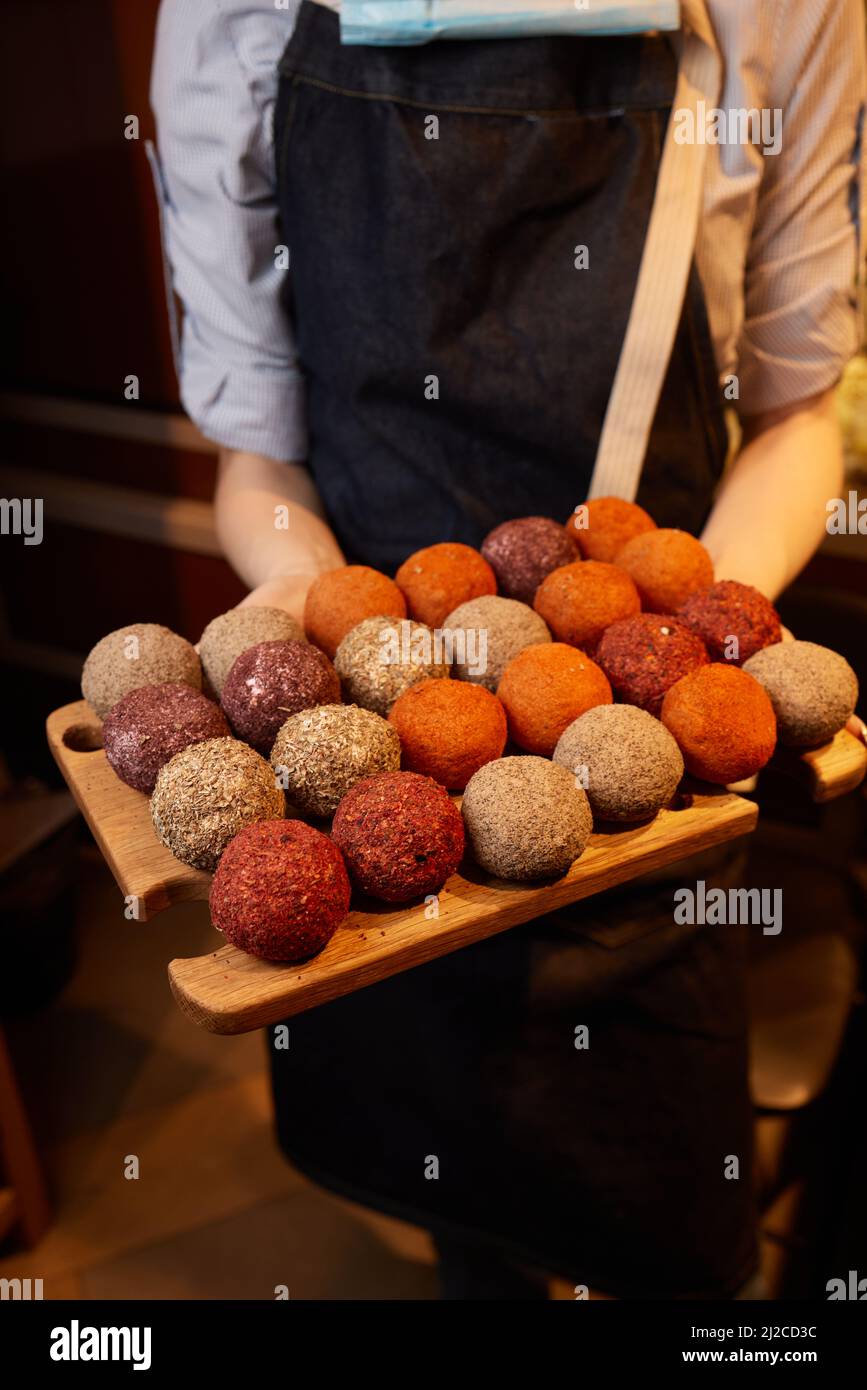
553, 704, 683, 823
151, 737, 285, 871
566, 496, 657, 563
210, 819, 351, 961
304, 566, 406, 659
615, 528, 714, 612
480, 516, 578, 604
462, 756, 593, 881
677, 580, 782, 665
444, 595, 550, 692
334, 615, 450, 715
661, 664, 777, 784
496, 642, 612, 756
82, 622, 201, 718
198, 606, 304, 699
595, 613, 710, 716
270, 703, 401, 818
533, 560, 640, 653
221, 639, 341, 755
103, 683, 230, 793
395, 542, 496, 628
743, 641, 859, 747
332, 771, 465, 903
388, 678, 507, 790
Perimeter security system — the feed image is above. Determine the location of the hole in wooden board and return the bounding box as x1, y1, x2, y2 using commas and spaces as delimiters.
63, 724, 104, 753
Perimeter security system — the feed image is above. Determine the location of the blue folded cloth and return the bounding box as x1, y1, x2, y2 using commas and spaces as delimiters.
340, 1, 680, 46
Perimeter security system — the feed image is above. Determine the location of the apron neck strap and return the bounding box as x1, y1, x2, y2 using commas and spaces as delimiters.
588, 0, 723, 504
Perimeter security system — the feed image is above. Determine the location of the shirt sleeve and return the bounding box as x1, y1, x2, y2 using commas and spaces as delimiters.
737, 0, 866, 416
150, 0, 306, 461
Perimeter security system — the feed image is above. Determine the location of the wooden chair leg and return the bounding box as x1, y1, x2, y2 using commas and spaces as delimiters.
0, 1024, 50, 1246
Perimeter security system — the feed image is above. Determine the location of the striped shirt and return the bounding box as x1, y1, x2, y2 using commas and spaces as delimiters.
150, 0, 866, 464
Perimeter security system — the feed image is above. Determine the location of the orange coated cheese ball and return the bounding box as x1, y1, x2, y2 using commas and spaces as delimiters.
496, 642, 612, 756
660, 664, 777, 784
615, 528, 714, 612
304, 566, 406, 659
395, 542, 496, 629
567, 496, 657, 563
534, 560, 640, 653
388, 678, 507, 790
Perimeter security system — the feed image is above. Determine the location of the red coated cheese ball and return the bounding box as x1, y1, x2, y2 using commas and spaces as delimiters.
480, 516, 578, 604
395, 542, 496, 628
388, 678, 507, 789
332, 770, 465, 903
615, 528, 714, 612
676, 580, 782, 665
103, 682, 230, 793
660, 664, 777, 784
209, 819, 351, 961
221, 639, 340, 755
304, 566, 406, 659
496, 642, 612, 756
595, 613, 710, 716
533, 560, 640, 653
566, 496, 657, 563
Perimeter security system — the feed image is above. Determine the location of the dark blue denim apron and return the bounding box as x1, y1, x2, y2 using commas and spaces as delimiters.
269, 3, 756, 1298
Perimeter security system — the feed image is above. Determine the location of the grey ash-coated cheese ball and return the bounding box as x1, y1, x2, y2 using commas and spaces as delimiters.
82, 623, 201, 719
334, 615, 450, 715
198, 605, 304, 699
150, 736, 285, 871
742, 640, 858, 747
444, 595, 551, 693
270, 703, 401, 818
553, 703, 684, 823
461, 756, 592, 881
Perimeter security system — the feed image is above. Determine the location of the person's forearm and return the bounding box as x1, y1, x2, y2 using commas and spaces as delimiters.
700, 390, 843, 601
215, 448, 344, 588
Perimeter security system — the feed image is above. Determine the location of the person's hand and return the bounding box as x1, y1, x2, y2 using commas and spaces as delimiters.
237, 572, 314, 629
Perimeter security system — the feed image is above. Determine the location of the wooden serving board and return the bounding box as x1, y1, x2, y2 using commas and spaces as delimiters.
47, 700, 866, 1035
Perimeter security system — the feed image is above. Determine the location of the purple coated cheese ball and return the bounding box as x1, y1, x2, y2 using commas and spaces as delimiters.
481, 516, 578, 604
103, 682, 230, 793
221, 639, 341, 754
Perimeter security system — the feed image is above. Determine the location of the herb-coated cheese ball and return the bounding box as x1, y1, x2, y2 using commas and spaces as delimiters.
270, 703, 401, 818
615, 528, 714, 612
462, 756, 593, 881
198, 606, 305, 698
332, 771, 465, 903
334, 615, 450, 715
103, 683, 229, 793
395, 542, 496, 629
480, 516, 578, 604
150, 737, 285, 871
566, 496, 657, 563
210, 819, 351, 961
677, 580, 782, 665
82, 622, 201, 718
534, 560, 640, 653
742, 641, 858, 747
221, 639, 341, 755
443, 595, 551, 692
304, 566, 407, 659
595, 613, 709, 716
496, 642, 612, 756
554, 704, 683, 823
388, 678, 507, 790
660, 664, 777, 784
